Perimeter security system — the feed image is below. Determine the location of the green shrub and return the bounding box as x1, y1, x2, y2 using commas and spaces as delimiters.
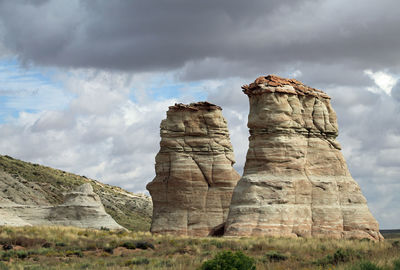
1, 245, 12, 251
16, 250, 28, 259
393, 258, 400, 270
134, 241, 154, 250
42, 242, 52, 248
0, 261, 8, 270
348, 261, 383, 270
334, 248, 352, 263
121, 241, 154, 250
103, 246, 114, 254
125, 258, 150, 266
65, 250, 83, 258
264, 251, 288, 262
315, 248, 354, 266
200, 251, 256, 270
0, 251, 14, 262
121, 242, 136, 249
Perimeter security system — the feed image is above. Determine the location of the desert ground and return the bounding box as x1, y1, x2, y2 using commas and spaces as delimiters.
0, 226, 399, 270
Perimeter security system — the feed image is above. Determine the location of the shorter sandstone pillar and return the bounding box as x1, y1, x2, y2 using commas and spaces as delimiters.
147, 102, 240, 236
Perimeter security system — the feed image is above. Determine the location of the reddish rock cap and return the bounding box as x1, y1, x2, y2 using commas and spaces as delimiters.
242, 74, 330, 99
169, 101, 222, 111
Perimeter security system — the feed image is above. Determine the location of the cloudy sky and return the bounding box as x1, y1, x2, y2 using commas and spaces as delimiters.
0, 0, 399, 229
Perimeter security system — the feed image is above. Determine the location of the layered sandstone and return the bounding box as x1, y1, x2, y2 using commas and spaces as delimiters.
224, 75, 383, 241
0, 155, 152, 231
147, 102, 240, 236
0, 183, 124, 230
48, 183, 125, 229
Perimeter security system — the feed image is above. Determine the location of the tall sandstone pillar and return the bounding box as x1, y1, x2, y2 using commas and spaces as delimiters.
147, 102, 240, 236
225, 75, 383, 241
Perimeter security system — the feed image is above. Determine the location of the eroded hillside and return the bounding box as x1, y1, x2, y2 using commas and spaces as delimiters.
0, 155, 152, 231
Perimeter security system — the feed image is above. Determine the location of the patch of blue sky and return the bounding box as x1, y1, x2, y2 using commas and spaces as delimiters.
149, 81, 207, 100
0, 96, 19, 122
0, 58, 61, 87
130, 73, 208, 103
0, 58, 72, 123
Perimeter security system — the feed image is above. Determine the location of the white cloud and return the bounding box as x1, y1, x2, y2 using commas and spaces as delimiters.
290, 69, 302, 78
0, 69, 179, 194
364, 69, 398, 95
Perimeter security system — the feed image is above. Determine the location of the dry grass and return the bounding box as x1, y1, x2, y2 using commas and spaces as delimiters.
0, 226, 399, 269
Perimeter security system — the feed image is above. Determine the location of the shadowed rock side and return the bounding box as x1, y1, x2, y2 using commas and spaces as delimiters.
147, 102, 240, 236
224, 75, 383, 241
0, 183, 124, 230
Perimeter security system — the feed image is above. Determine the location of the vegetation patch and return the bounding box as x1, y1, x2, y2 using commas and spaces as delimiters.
200, 250, 256, 270
348, 261, 384, 270
0, 226, 398, 269
393, 258, 400, 270
0, 236, 47, 248
121, 240, 154, 250
124, 257, 150, 266
314, 248, 362, 266
263, 250, 288, 262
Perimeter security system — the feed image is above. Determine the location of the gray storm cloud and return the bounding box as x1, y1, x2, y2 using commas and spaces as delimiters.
0, 0, 399, 83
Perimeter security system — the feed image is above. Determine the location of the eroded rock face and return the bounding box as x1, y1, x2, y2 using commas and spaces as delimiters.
0, 183, 124, 230
48, 183, 124, 229
147, 102, 240, 236
224, 75, 383, 241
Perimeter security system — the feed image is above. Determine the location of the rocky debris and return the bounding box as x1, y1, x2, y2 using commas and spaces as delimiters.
225, 75, 383, 241
0, 183, 124, 229
147, 102, 240, 236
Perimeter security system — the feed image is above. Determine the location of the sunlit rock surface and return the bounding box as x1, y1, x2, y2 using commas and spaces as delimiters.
0, 183, 124, 230
224, 75, 383, 241
147, 102, 240, 236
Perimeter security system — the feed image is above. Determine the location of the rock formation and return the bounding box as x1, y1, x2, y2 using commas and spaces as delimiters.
0, 198, 31, 226
224, 75, 383, 241
48, 183, 124, 229
147, 102, 240, 236
0, 155, 152, 231
0, 183, 124, 230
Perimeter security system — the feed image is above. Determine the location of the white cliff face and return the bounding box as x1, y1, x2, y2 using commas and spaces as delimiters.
0, 183, 124, 230
48, 183, 124, 229
147, 102, 240, 236
224, 75, 383, 241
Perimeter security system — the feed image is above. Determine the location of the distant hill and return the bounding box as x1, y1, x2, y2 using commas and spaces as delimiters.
380, 229, 400, 239
0, 155, 152, 231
